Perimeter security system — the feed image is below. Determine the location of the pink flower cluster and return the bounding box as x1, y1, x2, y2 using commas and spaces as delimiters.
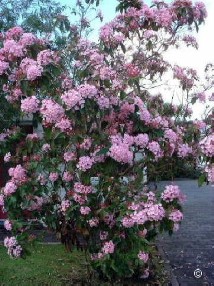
42, 144, 51, 152
88, 217, 99, 227
63, 151, 76, 162
8, 164, 27, 185
78, 84, 98, 99
4, 236, 22, 258
61, 90, 85, 110
61, 200, 71, 213
3, 181, 17, 196
62, 171, 73, 182
55, 117, 72, 133
200, 135, 214, 157
138, 251, 149, 263
80, 206, 91, 215
4, 219, 12, 231
26, 64, 43, 80
0, 60, 9, 75
134, 133, 149, 148
169, 210, 183, 222
21, 96, 39, 113
146, 203, 165, 221
4, 152, 11, 162
109, 135, 134, 164
74, 182, 92, 194
177, 143, 192, 158
37, 49, 59, 66
147, 141, 163, 159
164, 129, 178, 143
173, 65, 197, 89
49, 172, 59, 182
40, 99, 65, 124
161, 185, 185, 203
79, 138, 92, 150
102, 240, 115, 254
77, 156, 94, 172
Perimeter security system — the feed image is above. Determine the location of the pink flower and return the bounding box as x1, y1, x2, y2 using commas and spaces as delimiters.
21, 96, 39, 113
97, 96, 110, 109
77, 84, 98, 99
200, 135, 214, 157
79, 138, 92, 150
4, 220, 12, 231
122, 216, 135, 228
20, 33, 37, 47
80, 206, 91, 215
4, 152, 11, 162
169, 210, 183, 222
49, 172, 59, 182
3, 39, 24, 58
73, 193, 87, 205
74, 182, 92, 194
55, 117, 72, 132
26, 64, 43, 80
88, 218, 99, 227
6, 26, 24, 39
102, 240, 115, 254
177, 143, 192, 158
4, 236, 22, 258
42, 144, 51, 152
135, 134, 149, 148
109, 143, 133, 164
3, 181, 17, 196
131, 210, 147, 225
37, 49, 58, 66
161, 185, 186, 203
62, 171, 73, 182
147, 141, 163, 159
126, 63, 140, 78
0, 60, 9, 75
63, 151, 76, 162
138, 251, 149, 263
40, 99, 65, 124
61, 200, 71, 213
146, 204, 165, 221
8, 165, 27, 185
77, 156, 94, 172
61, 90, 85, 110
164, 129, 178, 143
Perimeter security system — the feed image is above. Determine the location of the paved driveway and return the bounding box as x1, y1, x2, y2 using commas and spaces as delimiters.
159, 180, 214, 286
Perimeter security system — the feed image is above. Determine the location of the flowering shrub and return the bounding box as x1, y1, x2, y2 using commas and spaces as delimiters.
0, 0, 213, 281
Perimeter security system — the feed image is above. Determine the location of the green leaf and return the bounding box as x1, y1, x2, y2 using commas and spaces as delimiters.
198, 173, 206, 187
96, 147, 109, 156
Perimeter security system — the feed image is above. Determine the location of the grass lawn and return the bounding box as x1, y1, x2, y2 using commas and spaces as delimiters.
0, 244, 89, 286
0, 243, 170, 285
